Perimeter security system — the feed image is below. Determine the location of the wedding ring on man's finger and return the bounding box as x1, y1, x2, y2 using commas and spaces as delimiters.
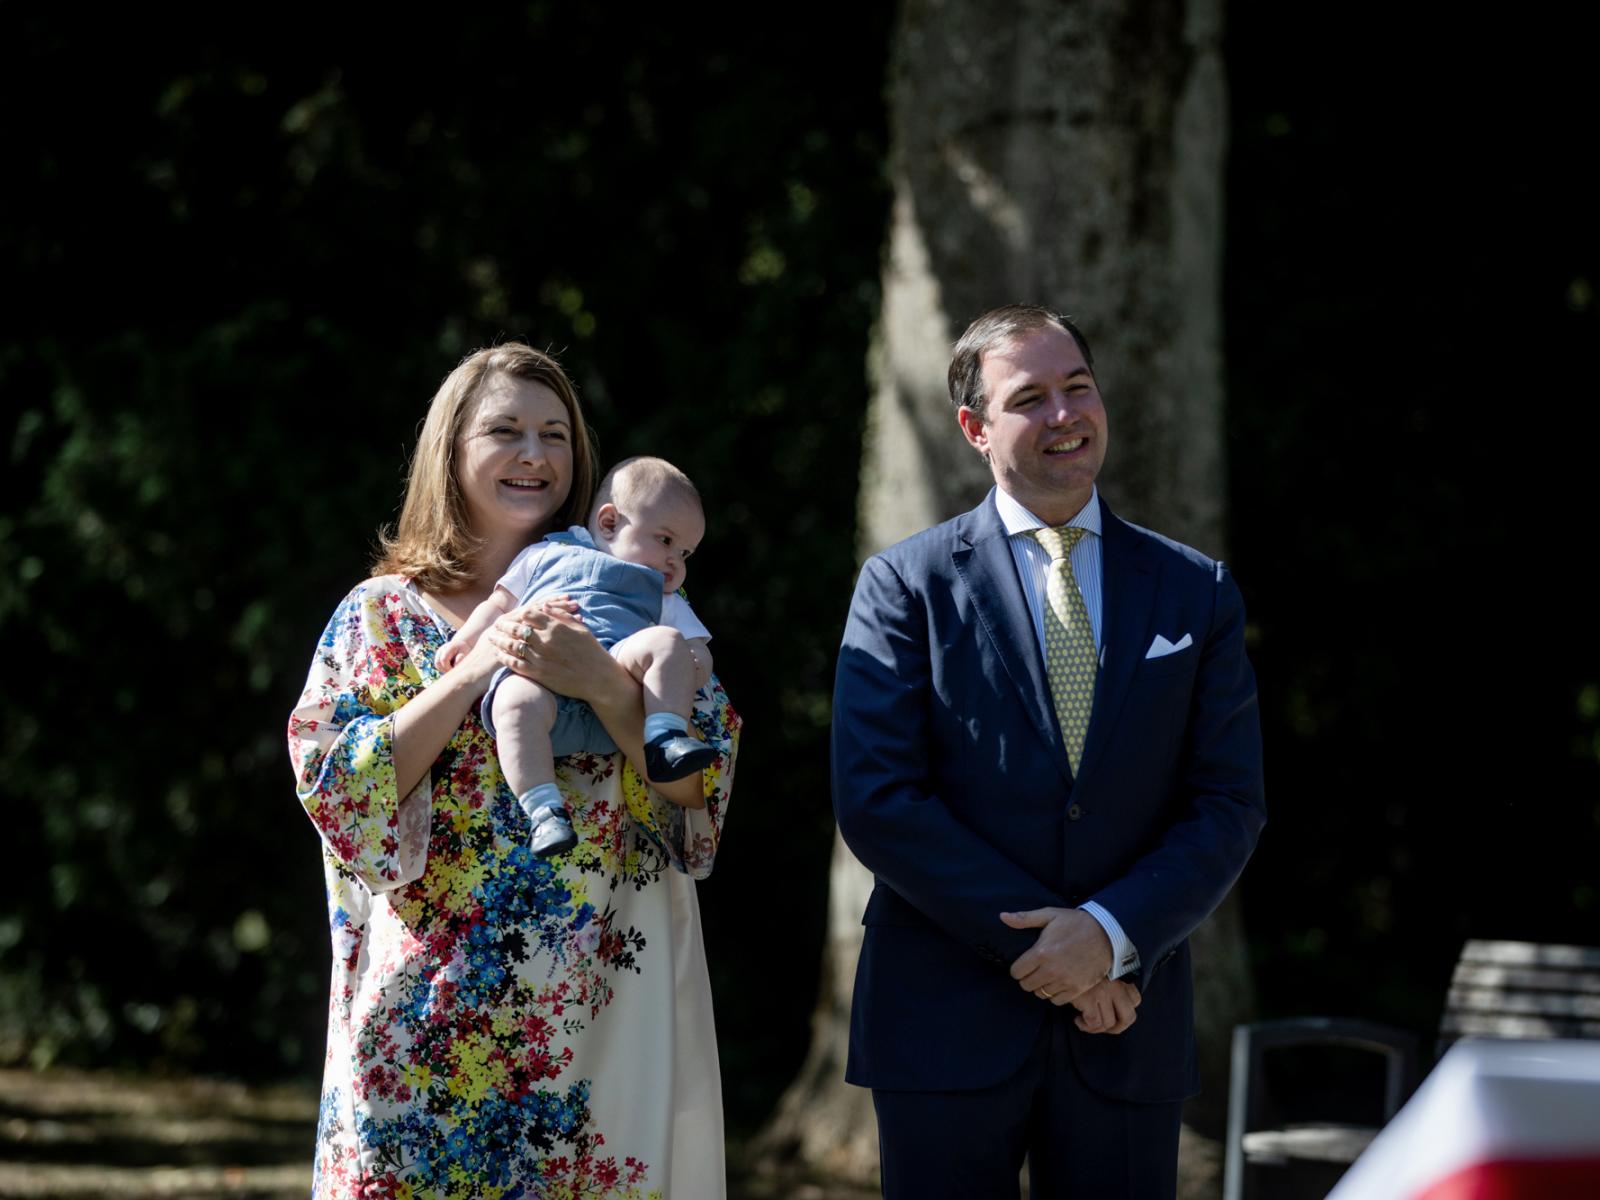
1037, 988, 1054, 999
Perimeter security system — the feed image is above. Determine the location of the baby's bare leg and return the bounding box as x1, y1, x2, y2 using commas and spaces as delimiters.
613, 626, 716, 784
491, 675, 559, 798
613, 626, 697, 719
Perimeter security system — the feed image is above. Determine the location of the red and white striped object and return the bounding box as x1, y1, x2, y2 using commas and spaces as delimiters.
1328, 1039, 1600, 1199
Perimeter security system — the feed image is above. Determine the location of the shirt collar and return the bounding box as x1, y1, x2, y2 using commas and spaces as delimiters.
995, 485, 1101, 539
546, 523, 596, 548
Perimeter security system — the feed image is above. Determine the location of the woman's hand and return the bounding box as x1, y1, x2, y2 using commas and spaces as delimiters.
486, 599, 633, 710
453, 629, 511, 693
539, 595, 583, 623
488, 600, 706, 810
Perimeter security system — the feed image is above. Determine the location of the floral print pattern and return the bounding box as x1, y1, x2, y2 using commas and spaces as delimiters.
289, 577, 739, 1199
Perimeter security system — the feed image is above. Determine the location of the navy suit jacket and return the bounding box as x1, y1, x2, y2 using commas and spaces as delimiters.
832, 490, 1265, 1103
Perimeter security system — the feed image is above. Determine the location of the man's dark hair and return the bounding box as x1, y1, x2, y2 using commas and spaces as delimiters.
947, 304, 1095, 422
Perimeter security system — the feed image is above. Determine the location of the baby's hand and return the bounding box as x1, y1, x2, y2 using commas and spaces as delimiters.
435, 637, 468, 672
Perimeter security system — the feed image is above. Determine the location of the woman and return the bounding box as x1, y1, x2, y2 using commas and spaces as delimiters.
288, 343, 739, 1199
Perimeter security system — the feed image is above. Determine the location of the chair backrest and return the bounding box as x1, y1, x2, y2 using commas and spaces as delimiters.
1225, 940, 1600, 1200
1439, 939, 1600, 1054
1223, 1017, 1420, 1200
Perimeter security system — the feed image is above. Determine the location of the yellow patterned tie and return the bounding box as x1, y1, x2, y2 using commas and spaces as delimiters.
1032, 525, 1097, 772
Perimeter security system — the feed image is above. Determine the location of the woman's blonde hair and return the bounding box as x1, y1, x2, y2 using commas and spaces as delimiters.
373, 343, 598, 592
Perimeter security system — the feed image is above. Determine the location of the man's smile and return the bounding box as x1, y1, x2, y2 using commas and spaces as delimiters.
1045, 437, 1087, 455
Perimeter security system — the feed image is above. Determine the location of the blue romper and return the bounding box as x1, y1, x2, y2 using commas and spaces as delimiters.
480, 527, 663, 755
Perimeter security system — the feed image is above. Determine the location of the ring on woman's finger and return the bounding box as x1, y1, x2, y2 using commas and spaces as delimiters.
516, 624, 535, 640
519, 639, 534, 660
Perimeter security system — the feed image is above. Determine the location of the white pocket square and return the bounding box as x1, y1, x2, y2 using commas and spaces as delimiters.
1145, 632, 1193, 659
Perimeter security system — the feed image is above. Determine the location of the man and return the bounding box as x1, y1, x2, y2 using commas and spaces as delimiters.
832, 304, 1266, 1198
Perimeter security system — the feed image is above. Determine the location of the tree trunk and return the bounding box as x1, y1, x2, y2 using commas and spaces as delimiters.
760, 0, 1247, 1192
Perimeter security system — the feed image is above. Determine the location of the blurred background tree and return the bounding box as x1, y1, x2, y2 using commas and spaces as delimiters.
1225, 0, 1599, 1033
2, 0, 1597, 1187
762, 0, 1248, 1182
1, 8, 893, 1104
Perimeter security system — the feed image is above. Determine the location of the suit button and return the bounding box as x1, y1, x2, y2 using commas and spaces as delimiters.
1067, 804, 1083, 821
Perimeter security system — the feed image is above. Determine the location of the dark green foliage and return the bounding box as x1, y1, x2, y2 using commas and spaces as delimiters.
6, 0, 1597, 1133
2, 9, 892, 1095
1227, 3, 1600, 1031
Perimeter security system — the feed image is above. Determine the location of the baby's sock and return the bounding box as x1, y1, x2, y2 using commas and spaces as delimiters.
643, 712, 689, 743
519, 783, 577, 857
517, 782, 566, 819
642, 713, 715, 782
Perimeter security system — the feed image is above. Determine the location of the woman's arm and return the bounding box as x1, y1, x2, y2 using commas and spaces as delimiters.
487, 605, 705, 809
290, 581, 480, 891
392, 630, 502, 798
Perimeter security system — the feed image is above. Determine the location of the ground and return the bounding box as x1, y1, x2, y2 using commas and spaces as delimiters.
0, 1068, 1219, 1197
0, 1067, 881, 1199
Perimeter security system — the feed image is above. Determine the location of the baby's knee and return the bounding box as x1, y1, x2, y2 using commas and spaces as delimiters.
493, 677, 558, 727
617, 625, 684, 672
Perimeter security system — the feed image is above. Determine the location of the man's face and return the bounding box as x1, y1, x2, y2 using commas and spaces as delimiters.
957, 323, 1108, 525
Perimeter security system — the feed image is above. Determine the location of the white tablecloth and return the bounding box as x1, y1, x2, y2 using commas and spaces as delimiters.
1328, 1039, 1600, 1199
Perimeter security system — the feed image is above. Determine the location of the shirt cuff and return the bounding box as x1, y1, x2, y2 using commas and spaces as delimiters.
1079, 900, 1140, 980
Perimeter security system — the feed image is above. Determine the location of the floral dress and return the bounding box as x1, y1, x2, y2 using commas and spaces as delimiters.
287, 577, 739, 1200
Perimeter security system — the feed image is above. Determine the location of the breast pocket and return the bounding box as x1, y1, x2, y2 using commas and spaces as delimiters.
1120, 652, 1195, 775
1139, 647, 1198, 680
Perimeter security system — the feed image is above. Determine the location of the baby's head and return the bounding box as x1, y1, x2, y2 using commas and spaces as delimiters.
589, 456, 705, 594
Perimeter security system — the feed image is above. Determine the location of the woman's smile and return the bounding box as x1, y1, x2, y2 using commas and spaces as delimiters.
454, 375, 574, 542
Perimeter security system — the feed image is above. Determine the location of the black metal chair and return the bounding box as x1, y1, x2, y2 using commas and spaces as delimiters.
1222, 1016, 1419, 1200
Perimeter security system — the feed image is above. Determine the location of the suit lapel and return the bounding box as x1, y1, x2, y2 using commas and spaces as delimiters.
951, 492, 1074, 787
1076, 506, 1159, 785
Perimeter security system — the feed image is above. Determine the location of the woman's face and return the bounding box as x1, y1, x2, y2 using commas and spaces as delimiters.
454, 373, 574, 544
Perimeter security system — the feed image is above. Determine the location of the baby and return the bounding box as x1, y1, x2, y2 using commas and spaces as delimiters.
438, 456, 715, 856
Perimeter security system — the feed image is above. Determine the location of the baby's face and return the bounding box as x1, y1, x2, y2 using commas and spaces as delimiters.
603, 489, 705, 594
